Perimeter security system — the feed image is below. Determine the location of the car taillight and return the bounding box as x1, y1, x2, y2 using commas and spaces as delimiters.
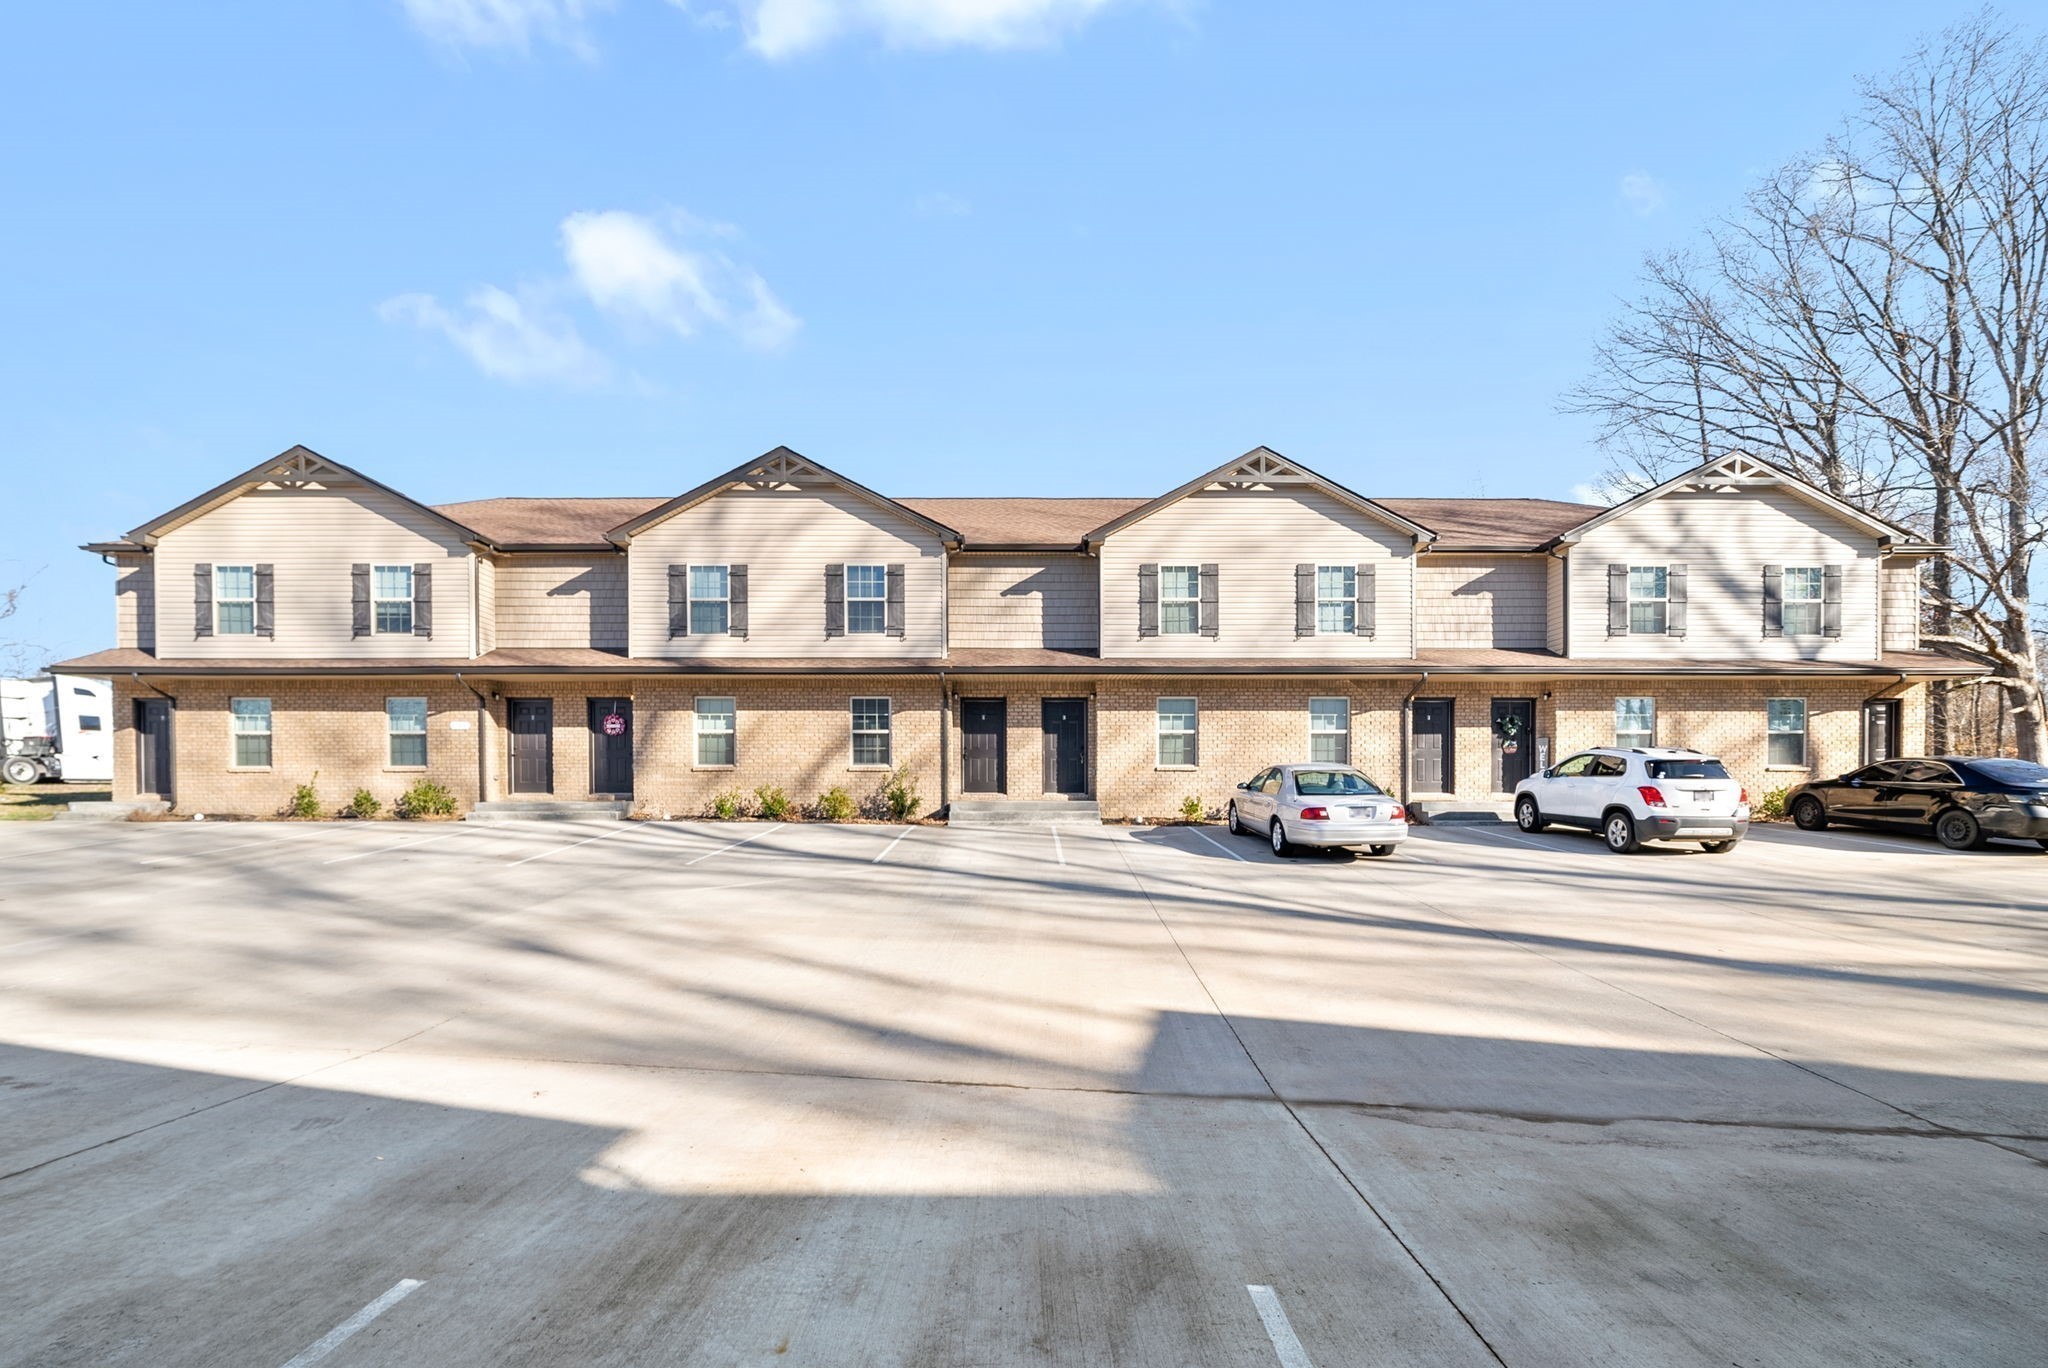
1637, 785, 1668, 807
1300, 806, 1329, 821
1739, 787, 1750, 805
1387, 805, 1405, 822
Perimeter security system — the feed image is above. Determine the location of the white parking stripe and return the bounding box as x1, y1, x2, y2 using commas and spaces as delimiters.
1441, 824, 1555, 851
1049, 824, 1066, 865
872, 826, 916, 863
1246, 1285, 1315, 1368
0, 832, 149, 864
506, 823, 639, 866
683, 823, 785, 866
322, 832, 462, 865
138, 830, 319, 865
1188, 828, 1249, 862
279, 1279, 423, 1368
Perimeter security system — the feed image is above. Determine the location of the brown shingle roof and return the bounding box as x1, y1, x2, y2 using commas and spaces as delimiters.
895, 497, 1147, 547
432, 497, 663, 547
1376, 497, 1602, 549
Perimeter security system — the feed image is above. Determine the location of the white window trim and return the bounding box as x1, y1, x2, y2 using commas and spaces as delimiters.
1782, 567, 1824, 637
694, 695, 737, 769
1308, 695, 1350, 764
849, 695, 893, 769
845, 564, 888, 636
1314, 566, 1355, 636
1614, 696, 1657, 749
1155, 695, 1198, 769
386, 696, 428, 771
1767, 696, 1809, 769
229, 696, 272, 771
1627, 565, 1668, 636
371, 564, 414, 636
215, 564, 256, 637
689, 565, 730, 637
1159, 563, 1201, 637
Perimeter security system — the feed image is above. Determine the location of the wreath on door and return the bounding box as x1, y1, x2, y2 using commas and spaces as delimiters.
1494, 712, 1526, 742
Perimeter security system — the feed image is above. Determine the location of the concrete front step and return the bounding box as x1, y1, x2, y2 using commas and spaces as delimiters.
54, 799, 168, 822
1409, 798, 1515, 825
949, 798, 1102, 827
468, 800, 631, 823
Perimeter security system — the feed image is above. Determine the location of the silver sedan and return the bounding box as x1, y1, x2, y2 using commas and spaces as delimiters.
1227, 764, 1409, 856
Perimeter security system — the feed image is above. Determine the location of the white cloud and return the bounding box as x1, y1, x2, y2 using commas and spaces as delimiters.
398, 0, 614, 54
732, 0, 1125, 59
912, 190, 972, 217
1618, 171, 1666, 218
379, 287, 611, 385
561, 209, 800, 351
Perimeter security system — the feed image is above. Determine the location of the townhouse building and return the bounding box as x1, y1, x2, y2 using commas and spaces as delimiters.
57, 444, 1981, 820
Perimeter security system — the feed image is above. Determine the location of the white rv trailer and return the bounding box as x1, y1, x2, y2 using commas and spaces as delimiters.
0, 674, 113, 784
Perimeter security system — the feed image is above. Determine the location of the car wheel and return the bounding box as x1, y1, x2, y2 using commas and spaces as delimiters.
1603, 810, 1641, 854
1227, 802, 1242, 836
1365, 844, 1396, 857
1791, 796, 1828, 830
1269, 818, 1291, 857
1515, 795, 1547, 833
1700, 839, 1739, 854
1934, 809, 1984, 851
2, 757, 40, 785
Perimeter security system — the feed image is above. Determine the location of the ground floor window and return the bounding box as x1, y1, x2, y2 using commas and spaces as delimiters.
1767, 698, 1808, 766
1309, 696, 1349, 764
1614, 696, 1655, 749
1156, 696, 1198, 766
230, 697, 271, 768
851, 697, 892, 766
696, 696, 735, 766
387, 697, 427, 767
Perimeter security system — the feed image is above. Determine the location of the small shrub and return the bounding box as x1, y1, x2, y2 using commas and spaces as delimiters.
1179, 795, 1203, 823
883, 764, 922, 821
346, 788, 382, 820
1751, 785, 1790, 822
816, 786, 857, 822
753, 784, 794, 821
709, 788, 746, 820
396, 779, 456, 819
287, 774, 321, 820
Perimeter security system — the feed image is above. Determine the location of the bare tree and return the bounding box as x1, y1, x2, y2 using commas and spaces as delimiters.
1569, 14, 2048, 760
0, 573, 49, 679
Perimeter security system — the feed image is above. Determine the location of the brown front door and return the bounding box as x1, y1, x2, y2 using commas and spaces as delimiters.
587, 697, 633, 796
1411, 698, 1453, 793
962, 698, 1006, 794
1041, 698, 1087, 794
134, 697, 173, 798
508, 698, 553, 794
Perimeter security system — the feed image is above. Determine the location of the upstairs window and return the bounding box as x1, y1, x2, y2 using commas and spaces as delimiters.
1628, 567, 1668, 634
1781, 567, 1824, 636
690, 566, 730, 636
1614, 696, 1656, 749
1159, 565, 1201, 636
230, 697, 271, 768
1309, 697, 1349, 764
373, 565, 414, 635
1316, 566, 1356, 634
846, 564, 887, 635
387, 697, 427, 767
850, 697, 892, 765
215, 565, 256, 636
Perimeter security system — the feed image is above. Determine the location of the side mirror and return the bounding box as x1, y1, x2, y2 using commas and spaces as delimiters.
1848, 778, 1862, 787
1542, 767, 1556, 778
1236, 781, 1250, 791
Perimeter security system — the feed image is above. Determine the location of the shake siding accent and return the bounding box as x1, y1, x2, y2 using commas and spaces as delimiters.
151, 483, 475, 659
114, 556, 154, 651
1881, 561, 1923, 650
494, 554, 628, 650
948, 555, 1100, 648
625, 484, 945, 658
1415, 555, 1546, 648
1566, 488, 1881, 660
1097, 486, 1415, 658
1544, 556, 1564, 654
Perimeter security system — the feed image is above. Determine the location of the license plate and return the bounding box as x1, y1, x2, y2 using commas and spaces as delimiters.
1348, 806, 1377, 820
1688, 790, 1716, 802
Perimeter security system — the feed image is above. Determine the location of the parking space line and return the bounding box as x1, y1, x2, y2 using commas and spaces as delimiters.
138, 830, 320, 865
0, 832, 152, 864
506, 824, 639, 866
683, 823, 786, 865
322, 831, 463, 865
1188, 828, 1249, 862
872, 826, 916, 863
1049, 824, 1066, 865
1438, 824, 1555, 851
1246, 1285, 1315, 1368
279, 1278, 423, 1368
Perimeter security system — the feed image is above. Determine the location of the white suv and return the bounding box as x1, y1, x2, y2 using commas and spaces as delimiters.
1513, 747, 1750, 854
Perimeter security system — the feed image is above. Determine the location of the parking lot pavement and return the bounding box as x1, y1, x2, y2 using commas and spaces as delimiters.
0, 818, 2043, 1366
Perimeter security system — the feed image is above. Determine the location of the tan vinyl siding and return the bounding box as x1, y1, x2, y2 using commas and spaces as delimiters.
475, 555, 497, 653
1567, 487, 1882, 660
1416, 554, 1546, 648
1098, 485, 1415, 659
495, 553, 628, 650
626, 484, 946, 659
947, 554, 1099, 649
114, 555, 154, 651
1544, 555, 1564, 653
1881, 560, 1922, 650
152, 482, 476, 659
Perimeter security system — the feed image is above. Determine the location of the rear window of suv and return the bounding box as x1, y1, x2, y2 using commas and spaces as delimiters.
1645, 759, 1730, 780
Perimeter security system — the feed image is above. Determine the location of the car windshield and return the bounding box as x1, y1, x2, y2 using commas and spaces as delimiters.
1292, 769, 1381, 796
1645, 759, 1730, 780
1966, 758, 2048, 786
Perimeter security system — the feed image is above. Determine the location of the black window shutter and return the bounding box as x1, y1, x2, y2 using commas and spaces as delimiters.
885, 563, 906, 638
728, 565, 748, 638
1137, 563, 1158, 638
193, 563, 213, 638
1666, 563, 1687, 637
1294, 563, 1316, 637
350, 563, 371, 638
1606, 564, 1629, 636
1823, 565, 1843, 638
1762, 564, 1783, 638
824, 564, 845, 637
668, 565, 688, 638
254, 564, 274, 638
1199, 563, 1219, 639
1356, 563, 1376, 637
412, 562, 433, 639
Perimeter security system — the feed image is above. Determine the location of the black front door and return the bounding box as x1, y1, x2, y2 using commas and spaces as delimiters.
587, 697, 633, 796
1041, 698, 1087, 794
508, 698, 553, 795
962, 698, 1007, 794
1864, 700, 1901, 764
1411, 698, 1453, 793
1491, 698, 1536, 792
134, 697, 173, 798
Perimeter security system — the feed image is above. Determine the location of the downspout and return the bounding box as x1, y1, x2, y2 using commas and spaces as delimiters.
455, 670, 491, 805
1400, 670, 1430, 806
937, 669, 950, 811
130, 671, 176, 704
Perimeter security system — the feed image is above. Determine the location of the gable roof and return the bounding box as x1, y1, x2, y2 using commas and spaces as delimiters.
125, 445, 487, 549
1552, 453, 1927, 548
1080, 447, 1437, 547
605, 446, 962, 547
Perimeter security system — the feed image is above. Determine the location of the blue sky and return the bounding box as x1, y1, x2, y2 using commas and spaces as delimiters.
0, 0, 2000, 666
